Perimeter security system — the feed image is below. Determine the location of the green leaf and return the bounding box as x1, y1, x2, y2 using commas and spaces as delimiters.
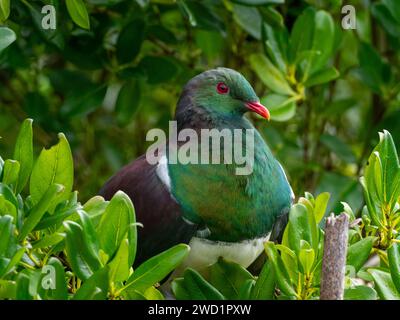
309, 10, 335, 72
261, 21, 288, 74
171, 268, 225, 300
123, 244, 190, 293
0, 215, 13, 257
289, 7, 315, 63
260, 94, 296, 122
369, 268, 400, 300
176, 0, 224, 32
66, 0, 90, 29
314, 192, 330, 224
383, 0, 400, 23
264, 242, 296, 297
64, 221, 102, 280
251, 259, 275, 300
0, 27, 16, 53
0, 280, 16, 299
288, 203, 318, 254
32, 233, 65, 250
108, 238, 130, 283
13, 119, 33, 194
0, 195, 17, 222
138, 56, 179, 85
0, 0, 10, 22
1, 248, 24, 278
298, 248, 315, 275
16, 271, 34, 300
344, 286, 378, 300
97, 191, 134, 259
304, 67, 339, 87
19, 184, 65, 241
238, 279, 255, 299
249, 54, 295, 96
115, 80, 141, 126
356, 42, 389, 94
37, 257, 68, 300
73, 267, 109, 300
116, 19, 146, 64
347, 237, 375, 272
2, 160, 20, 187
209, 257, 254, 299
30, 133, 74, 209
388, 242, 400, 294
233, 4, 262, 40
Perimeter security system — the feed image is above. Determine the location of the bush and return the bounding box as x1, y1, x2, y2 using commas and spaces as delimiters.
0, 119, 399, 300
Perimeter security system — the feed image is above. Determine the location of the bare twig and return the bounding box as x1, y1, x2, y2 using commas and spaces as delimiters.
320, 213, 349, 300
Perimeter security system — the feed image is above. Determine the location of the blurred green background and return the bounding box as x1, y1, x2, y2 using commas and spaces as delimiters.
0, 0, 399, 215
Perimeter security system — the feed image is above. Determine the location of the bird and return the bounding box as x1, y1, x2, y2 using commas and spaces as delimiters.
99, 67, 294, 272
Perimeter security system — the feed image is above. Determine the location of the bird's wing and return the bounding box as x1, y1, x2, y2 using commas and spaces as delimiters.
99, 154, 198, 266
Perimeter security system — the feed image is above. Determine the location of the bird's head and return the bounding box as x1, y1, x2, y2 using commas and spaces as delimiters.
176, 67, 270, 121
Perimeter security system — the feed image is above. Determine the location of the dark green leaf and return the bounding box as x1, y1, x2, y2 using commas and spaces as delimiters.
116, 19, 146, 64
115, 80, 141, 126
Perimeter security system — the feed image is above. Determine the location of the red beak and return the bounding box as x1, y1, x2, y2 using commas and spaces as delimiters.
245, 101, 270, 120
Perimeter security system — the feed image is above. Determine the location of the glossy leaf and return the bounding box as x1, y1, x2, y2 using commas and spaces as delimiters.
19, 184, 65, 241
2, 160, 20, 187
73, 267, 109, 300
97, 191, 134, 259
347, 237, 375, 272
66, 0, 90, 29
172, 268, 225, 300
30, 133, 74, 209
264, 242, 296, 297
369, 268, 400, 300
64, 221, 102, 280
388, 241, 400, 293
251, 259, 275, 300
123, 244, 190, 293
344, 286, 378, 300
209, 257, 254, 299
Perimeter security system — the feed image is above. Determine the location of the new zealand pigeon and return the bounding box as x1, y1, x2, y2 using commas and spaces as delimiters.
99, 68, 294, 271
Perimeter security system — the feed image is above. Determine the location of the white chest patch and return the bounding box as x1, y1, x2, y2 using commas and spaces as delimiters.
156, 155, 171, 191
182, 234, 270, 271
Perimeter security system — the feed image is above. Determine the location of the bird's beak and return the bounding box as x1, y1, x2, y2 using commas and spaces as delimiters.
245, 101, 270, 121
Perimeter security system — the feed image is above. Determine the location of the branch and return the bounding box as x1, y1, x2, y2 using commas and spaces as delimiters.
320, 213, 349, 300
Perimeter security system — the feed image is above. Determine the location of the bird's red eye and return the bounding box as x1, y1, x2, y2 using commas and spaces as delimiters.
216, 82, 229, 94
